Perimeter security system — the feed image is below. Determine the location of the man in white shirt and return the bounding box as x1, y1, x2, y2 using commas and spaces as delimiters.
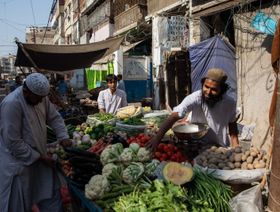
97, 74, 127, 114
147, 68, 239, 151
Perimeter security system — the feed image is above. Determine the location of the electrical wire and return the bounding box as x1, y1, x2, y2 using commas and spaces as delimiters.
30, 0, 36, 26
0, 18, 26, 33
41, 0, 57, 43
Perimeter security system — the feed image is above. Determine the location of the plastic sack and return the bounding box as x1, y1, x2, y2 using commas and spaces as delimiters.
194, 164, 265, 184
115, 121, 146, 136
230, 184, 263, 212
251, 12, 277, 35
142, 110, 170, 127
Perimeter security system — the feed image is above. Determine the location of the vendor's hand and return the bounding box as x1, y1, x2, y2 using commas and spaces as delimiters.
40, 155, 55, 167
145, 135, 161, 152
60, 139, 73, 148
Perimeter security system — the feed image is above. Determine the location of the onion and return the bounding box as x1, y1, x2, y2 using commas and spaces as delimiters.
73, 131, 81, 141
82, 134, 91, 143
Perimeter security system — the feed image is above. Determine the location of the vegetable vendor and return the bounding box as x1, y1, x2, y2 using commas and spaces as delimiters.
97, 74, 128, 115
147, 68, 239, 151
0, 73, 72, 212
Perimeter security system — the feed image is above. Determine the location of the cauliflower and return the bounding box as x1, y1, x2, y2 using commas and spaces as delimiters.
129, 143, 140, 154
85, 175, 110, 200
145, 159, 160, 176
119, 148, 136, 164
100, 143, 124, 165
122, 162, 145, 184
137, 147, 151, 162
102, 163, 118, 177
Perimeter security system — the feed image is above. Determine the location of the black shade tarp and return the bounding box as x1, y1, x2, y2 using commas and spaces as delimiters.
15, 36, 124, 71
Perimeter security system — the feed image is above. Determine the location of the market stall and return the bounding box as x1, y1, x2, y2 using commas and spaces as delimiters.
46, 106, 268, 212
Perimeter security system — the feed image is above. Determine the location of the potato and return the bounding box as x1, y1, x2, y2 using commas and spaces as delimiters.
246, 156, 254, 164
251, 147, 260, 154
234, 153, 243, 162
229, 154, 235, 162
234, 162, 241, 168
250, 151, 258, 157
208, 164, 218, 169
245, 150, 251, 157
196, 159, 202, 165
210, 146, 218, 151
234, 147, 242, 153
199, 155, 207, 162
241, 162, 248, 170
215, 148, 225, 154
254, 162, 266, 169
241, 154, 248, 162
220, 154, 227, 160
218, 162, 226, 169
202, 161, 208, 167
247, 164, 254, 170
226, 162, 235, 169
225, 150, 232, 158
208, 158, 219, 164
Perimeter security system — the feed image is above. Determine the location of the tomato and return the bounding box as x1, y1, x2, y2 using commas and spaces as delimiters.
158, 143, 165, 150
161, 153, 168, 161
163, 145, 170, 152
154, 151, 161, 158
167, 144, 174, 151
138, 133, 145, 138
170, 155, 177, 161
167, 151, 173, 157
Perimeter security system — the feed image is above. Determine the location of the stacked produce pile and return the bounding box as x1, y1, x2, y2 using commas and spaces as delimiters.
195, 146, 268, 170
84, 142, 162, 209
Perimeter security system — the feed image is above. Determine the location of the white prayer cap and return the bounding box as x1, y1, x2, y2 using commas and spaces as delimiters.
25, 73, 50, 96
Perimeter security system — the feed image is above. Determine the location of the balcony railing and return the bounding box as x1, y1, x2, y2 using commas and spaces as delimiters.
114, 4, 147, 32
147, 0, 179, 15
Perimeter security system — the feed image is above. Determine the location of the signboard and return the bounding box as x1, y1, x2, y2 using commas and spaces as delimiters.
166, 16, 187, 48
123, 56, 148, 80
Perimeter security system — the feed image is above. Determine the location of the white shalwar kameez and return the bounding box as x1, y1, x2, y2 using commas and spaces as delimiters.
173, 90, 236, 147
0, 87, 69, 212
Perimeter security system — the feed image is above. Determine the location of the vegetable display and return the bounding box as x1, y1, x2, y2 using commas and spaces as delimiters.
196, 146, 268, 170
55, 112, 244, 212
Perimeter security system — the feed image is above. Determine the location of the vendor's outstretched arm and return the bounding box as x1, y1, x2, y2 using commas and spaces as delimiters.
146, 112, 180, 151
229, 122, 239, 147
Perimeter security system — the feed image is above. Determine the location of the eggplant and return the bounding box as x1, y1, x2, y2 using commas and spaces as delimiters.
64, 147, 100, 160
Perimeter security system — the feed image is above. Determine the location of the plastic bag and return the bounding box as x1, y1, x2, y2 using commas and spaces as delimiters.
194, 164, 265, 184
251, 12, 277, 35
230, 184, 263, 212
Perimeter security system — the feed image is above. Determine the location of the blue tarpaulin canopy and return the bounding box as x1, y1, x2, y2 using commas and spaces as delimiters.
189, 35, 236, 100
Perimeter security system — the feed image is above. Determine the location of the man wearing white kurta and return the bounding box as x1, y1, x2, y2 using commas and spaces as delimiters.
0, 73, 71, 212
147, 68, 239, 151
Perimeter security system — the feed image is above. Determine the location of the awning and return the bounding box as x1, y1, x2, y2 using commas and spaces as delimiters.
15, 36, 124, 72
